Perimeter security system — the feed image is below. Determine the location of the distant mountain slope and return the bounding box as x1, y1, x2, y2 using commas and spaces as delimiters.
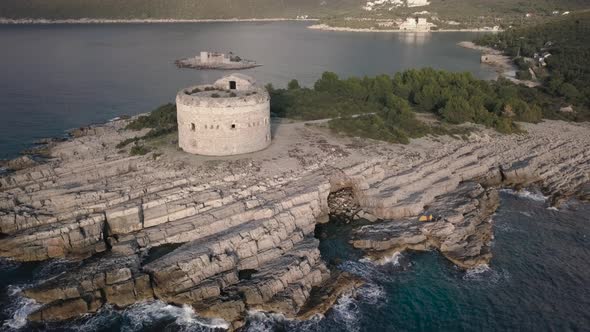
0, 0, 363, 19
1, 0, 588, 23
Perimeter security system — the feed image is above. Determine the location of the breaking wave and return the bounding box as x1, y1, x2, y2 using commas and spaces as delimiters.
357, 283, 386, 306
338, 260, 394, 283
331, 293, 360, 332
370, 251, 402, 266
2, 285, 42, 330
500, 189, 547, 202
119, 301, 228, 332
462, 264, 511, 287
244, 310, 321, 332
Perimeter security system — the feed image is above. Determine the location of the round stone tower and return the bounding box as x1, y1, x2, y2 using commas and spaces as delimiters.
176, 74, 271, 156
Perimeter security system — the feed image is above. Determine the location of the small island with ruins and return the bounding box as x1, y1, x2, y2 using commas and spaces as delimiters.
175, 51, 261, 70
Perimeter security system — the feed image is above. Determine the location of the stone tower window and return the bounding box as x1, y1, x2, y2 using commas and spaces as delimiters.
191, 123, 195, 131
231, 124, 236, 129
229, 81, 237, 90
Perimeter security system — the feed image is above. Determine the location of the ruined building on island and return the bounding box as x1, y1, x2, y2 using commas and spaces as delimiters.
199, 51, 233, 65
176, 73, 271, 156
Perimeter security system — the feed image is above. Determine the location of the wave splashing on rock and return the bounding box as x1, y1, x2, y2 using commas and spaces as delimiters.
121, 301, 228, 331
63, 301, 228, 332
500, 188, 547, 202
2, 285, 42, 330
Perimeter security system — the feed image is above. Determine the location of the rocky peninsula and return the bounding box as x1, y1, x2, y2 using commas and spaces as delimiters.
0, 116, 589, 329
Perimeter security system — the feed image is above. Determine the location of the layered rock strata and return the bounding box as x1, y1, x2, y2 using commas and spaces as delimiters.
351, 182, 499, 268
0, 118, 588, 327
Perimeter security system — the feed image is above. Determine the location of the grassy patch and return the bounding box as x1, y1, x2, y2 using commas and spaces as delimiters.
130, 144, 150, 156
126, 103, 177, 131
117, 103, 177, 151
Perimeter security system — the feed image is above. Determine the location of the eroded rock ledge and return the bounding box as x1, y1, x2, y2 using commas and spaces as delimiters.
0, 118, 588, 329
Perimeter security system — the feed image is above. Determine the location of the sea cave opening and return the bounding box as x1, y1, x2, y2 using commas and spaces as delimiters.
314, 188, 368, 268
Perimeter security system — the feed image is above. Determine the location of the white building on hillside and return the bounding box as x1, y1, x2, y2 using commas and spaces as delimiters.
399, 17, 435, 31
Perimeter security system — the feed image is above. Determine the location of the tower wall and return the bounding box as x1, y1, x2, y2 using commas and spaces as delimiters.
176, 85, 271, 156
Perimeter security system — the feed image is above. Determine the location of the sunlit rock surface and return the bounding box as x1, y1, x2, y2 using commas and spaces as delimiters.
0, 118, 588, 328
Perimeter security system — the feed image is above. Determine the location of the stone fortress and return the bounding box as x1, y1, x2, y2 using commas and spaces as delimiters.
176, 73, 271, 156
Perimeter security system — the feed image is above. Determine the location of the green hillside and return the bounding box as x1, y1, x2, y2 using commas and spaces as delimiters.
0, 0, 362, 19
1, 0, 588, 22
476, 11, 590, 116
321, 0, 590, 30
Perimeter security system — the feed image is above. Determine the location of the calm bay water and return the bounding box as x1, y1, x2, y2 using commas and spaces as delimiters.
0, 22, 494, 159
1, 22, 589, 332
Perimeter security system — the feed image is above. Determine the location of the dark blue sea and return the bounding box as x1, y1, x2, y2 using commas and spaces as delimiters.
1, 22, 589, 332
1, 191, 589, 331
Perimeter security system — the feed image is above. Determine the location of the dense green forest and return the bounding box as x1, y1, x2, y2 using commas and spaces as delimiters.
475, 11, 590, 110
269, 69, 560, 144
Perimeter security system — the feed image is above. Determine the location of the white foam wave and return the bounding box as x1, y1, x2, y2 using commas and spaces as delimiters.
339, 259, 396, 284
357, 283, 386, 305
373, 251, 402, 266
332, 293, 360, 332
462, 264, 511, 286
244, 310, 321, 332
244, 311, 287, 332
119, 301, 229, 332
2, 285, 42, 330
464, 264, 491, 278
500, 188, 547, 202
547, 206, 559, 211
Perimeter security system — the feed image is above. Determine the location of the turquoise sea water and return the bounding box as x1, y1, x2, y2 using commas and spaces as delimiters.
1, 192, 589, 331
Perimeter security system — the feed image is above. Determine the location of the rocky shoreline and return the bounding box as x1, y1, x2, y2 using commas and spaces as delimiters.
458, 41, 540, 87
309, 24, 503, 33
0, 116, 588, 329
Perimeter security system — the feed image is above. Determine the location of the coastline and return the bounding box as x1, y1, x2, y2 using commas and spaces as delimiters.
308, 23, 503, 33
1, 113, 589, 328
457, 41, 502, 54
458, 41, 540, 87
0, 17, 318, 25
